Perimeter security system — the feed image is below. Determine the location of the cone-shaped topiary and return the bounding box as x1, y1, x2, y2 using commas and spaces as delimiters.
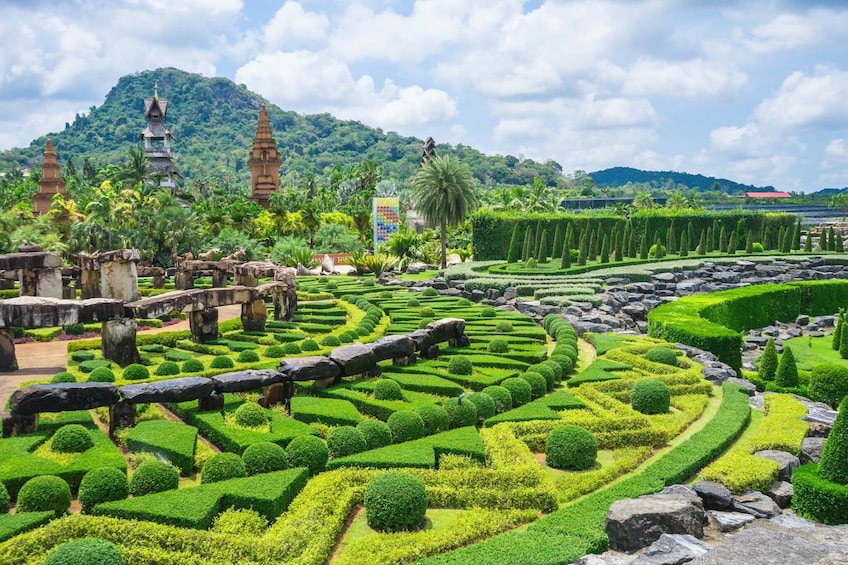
631, 379, 671, 415
545, 425, 597, 470
242, 441, 288, 475
43, 538, 125, 565
364, 472, 427, 532
818, 395, 848, 485
775, 347, 799, 387
759, 338, 779, 381
834, 310, 844, 351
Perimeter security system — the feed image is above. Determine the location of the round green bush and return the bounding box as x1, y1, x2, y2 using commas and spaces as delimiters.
362, 279, 376, 287
286, 435, 329, 475
752, 242, 764, 252
242, 441, 288, 475
495, 321, 514, 333
51, 424, 94, 453
43, 538, 125, 565
51, 371, 76, 383
457, 298, 472, 307
356, 326, 371, 336
418, 319, 431, 329
407, 298, 420, 307
154, 361, 181, 376
71, 351, 95, 362
480, 307, 497, 318
263, 345, 286, 358
557, 343, 578, 363
487, 338, 509, 353
549, 354, 573, 376
448, 355, 473, 375
501, 377, 532, 406
521, 371, 547, 398
284, 341, 302, 354
420, 307, 435, 318
182, 358, 204, 373
122, 363, 150, 381
357, 419, 393, 450
422, 287, 438, 297
545, 425, 598, 470
339, 331, 358, 344
443, 397, 478, 429
387, 410, 426, 443
482, 385, 513, 413
88, 366, 115, 382
465, 392, 496, 421
327, 426, 367, 458
301, 338, 320, 351
237, 349, 261, 363
130, 460, 179, 496
0, 481, 9, 512
645, 347, 678, 367
364, 472, 427, 532
78, 467, 128, 512
415, 404, 450, 435
234, 402, 267, 428
374, 379, 403, 401
201, 452, 247, 484
321, 335, 341, 347
164, 350, 192, 362
16, 475, 71, 516
810, 364, 848, 409
210, 355, 235, 369
631, 379, 671, 415
529, 363, 557, 388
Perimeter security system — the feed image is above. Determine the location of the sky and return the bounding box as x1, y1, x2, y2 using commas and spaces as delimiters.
1, 0, 847, 192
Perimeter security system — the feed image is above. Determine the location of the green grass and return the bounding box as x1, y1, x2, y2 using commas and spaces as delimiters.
782, 333, 842, 371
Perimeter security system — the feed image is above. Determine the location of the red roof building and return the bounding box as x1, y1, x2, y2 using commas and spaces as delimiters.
743, 191, 792, 199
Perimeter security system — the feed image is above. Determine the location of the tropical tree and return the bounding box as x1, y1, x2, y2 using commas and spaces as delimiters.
410, 155, 479, 268
831, 193, 848, 221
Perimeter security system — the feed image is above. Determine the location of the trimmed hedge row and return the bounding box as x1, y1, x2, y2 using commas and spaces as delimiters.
289, 397, 362, 427
125, 420, 197, 476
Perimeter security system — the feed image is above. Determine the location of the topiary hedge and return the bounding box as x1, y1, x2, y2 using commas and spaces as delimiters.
122, 363, 150, 381
631, 379, 671, 415
644, 347, 677, 367
130, 460, 179, 496
487, 338, 510, 353
51, 424, 94, 453
42, 538, 125, 565
78, 467, 129, 513
210, 355, 235, 369
415, 404, 450, 436
374, 379, 404, 401
286, 435, 329, 475
545, 425, 598, 470
88, 367, 115, 382
182, 358, 205, 373
448, 355, 473, 375
501, 377, 532, 407
16, 475, 72, 516
154, 361, 180, 376
482, 385, 513, 413
387, 410, 426, 443
809, 364, 848, 409
465, 392, 496, 422
242, 441, 288, 476
234, 402, 268, 428
521, 371, 547, 399
327, 426, 367, 458
201, 452, 247, 484
357, 419, 394, 450
363, 471, 428, 532
0, 482, 8, 512
443, 397, 478, 429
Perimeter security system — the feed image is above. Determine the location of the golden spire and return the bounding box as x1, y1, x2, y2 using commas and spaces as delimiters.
153, 81, 159, 101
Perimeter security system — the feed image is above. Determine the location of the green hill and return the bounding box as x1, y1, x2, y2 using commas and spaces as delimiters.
0, 68, 565, 187
588, 166, 772, 194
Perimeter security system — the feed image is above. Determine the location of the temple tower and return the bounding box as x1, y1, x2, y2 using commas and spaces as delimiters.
34, 139, 68, 215
420, 136, 437, 167
248, 105, 282, 208
140, 83, 180, 189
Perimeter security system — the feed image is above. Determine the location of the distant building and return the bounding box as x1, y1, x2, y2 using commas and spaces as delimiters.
248, 105, 282, 208
140, 83, 180, 189
742, 191, 791, 199
34, 139, 67, 215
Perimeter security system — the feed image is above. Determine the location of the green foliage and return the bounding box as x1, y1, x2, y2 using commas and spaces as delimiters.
443, 397, 478, 429
283, 341, 302, 354
87, 367, 115, 382
374, 379, 404, 401
286, 435, 329, 475
482, 385, 513, 413
495, 320, 514, 333
422, 287, 439, 297
388, 410, 427, 443
122, 363, 150, 381
521, 371, 548, 399
180, 358, 204, 372
301, 338, 320, 351
759, 338, 779, 381
326, 426, 367, 458
630, 379, 671, 415
545, 425, 598, 470
16, 475, 72, 516
43, 538, 125, 565
78, 467, 129, 513
465, 392, 496, 421
357, 419, 394, 450
321, 335, 342, 347
237, 349, 261, 363
290, 396, 362, 427
486, 338, 510, 353
420, 306, 436, 318
501, 377, 532, 407
819, 398, 848, 485
415, 404, 450, 435
448, 355, 473, 375
810, 364, 848, 409
130, 460, 179, 496
51, 371, 77, 383
234, 402, 268, 428
125, 420, 197, 475
775, 347, 799, 387
793, 463, 848, 524
0, 482, 7, 513
644, 347, 677, 367
242, 441, 288, 476
480, 307, 497, 318
364, 472, 428, 532
201, 452, 247, 484
154, 361, 180, 376
210, 355, 235, 369
51, 424, 94, 453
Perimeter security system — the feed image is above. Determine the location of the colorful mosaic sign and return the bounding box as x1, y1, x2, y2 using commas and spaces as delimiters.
373, 197, 400, 250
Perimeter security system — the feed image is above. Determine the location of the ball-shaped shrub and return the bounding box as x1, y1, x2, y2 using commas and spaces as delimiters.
521, 371, 547, 399
234, 402, 267, 428
237, 349, 261, 363
88, 366, 115, 382
78, 467, 128, 513
482, 385, 513, 413
154, 361, 181, 376
364, 472, 427, 532
263, 345, 286, 358
301, 338, 320, 351
480, 307, 497, 318
201, 452, 247, 484
211, 355, 235, 369
528, 364, 556, 389
242, 441, 288, 475
448, 355, 473, 375
415, 404, 450, 435
645, 347, 678, 367
501, 377, 532, 407
374, 379, 404, 401
16, 475, 72, 516
43, 538, 124, 565
810, 364, 848, 409
71, 351, 95, 362
284, 341, 302, 354
631, 379, 671, 415
443, 397, 478, 429
51, 424, 94, 453
130, 460, 179, 496
387, 410, 426, 443
321, 335, 341, 347
557, 343, 578, 363
286, 435, 329, 475
752, 242, 764, 252
0, 481, 8, 512
545, 425, 598, 470
420, 306, 435, 318
51, 371, 76, 383
407, 298, 420, 308
422, 287, 438, 297
339, 331, 358, 344
495, 321, 514, 333
357, 419, 393, 450
487, 338, 509, 353
122, 363, 150, 381
549, 354, 573, 376
182, 358, 204, 373
465, 392, 496, 421
418, 319, 431, 329
327, 426, 367, 458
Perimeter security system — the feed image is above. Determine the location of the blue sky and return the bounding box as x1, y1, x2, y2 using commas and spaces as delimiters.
1, 1, 847, 192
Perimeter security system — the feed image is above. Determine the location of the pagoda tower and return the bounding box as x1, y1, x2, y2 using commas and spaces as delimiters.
140, 83, 180, 189
34, 139, 67, 215
248, 105, 282, 208
420, 136, 437, 166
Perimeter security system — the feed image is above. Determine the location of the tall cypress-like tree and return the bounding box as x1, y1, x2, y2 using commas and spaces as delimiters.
600, 233, 610, 263
837, 232, 845, 253
639, 230, 649, 259
734, 219, 747, 250
613, 229, 623, 262
759, 338, 779, 381
745, 229, 754, 253
551, 223, 562, 259
726, 230, 736, 254
833, 310, 844, 351
829, 226, 836, 251
533, 220, 543, 252
763, 225, 772, 250
507, 224, 522, 263
623, 221, 633, 257
679, 231, 688, 257
712, 219, 721, 249
687, 221, 695, 252
666, 223, 676, 255
652, 233, 664, 258
522, 227, 534, 261
781, 226, 793, 252
719, 226, 727, 254
705, 226, 713, 253
792, 218, 802, 250
804, 230, 813, 252
536, 229, 548, 263
841, 316, 848, 360
588, 229, 597, 261
560, 237, 571, 269
777, 226, 786, 252
565, 225, 575, 255
697, 230, 707, 256
775, 347, 799, 387
577, 231, 588, 266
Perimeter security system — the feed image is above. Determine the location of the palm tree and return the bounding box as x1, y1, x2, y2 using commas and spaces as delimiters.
411, 155, 479, 268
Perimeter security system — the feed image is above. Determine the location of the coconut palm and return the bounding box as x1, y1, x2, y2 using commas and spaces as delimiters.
410, 155, 479, 268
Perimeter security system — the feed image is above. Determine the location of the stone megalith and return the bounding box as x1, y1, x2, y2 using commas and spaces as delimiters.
101, 318, 140, 367
99, 249, 140, 302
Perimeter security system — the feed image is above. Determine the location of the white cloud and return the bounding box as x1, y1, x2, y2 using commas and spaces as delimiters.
746, 8, 848, 54
263, 2, 329, 50
623, 58, 747, 99
825, 139, 848, 160
754, 66, 848, 130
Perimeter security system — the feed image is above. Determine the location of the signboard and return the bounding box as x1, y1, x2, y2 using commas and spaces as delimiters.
373, 197, 400, 251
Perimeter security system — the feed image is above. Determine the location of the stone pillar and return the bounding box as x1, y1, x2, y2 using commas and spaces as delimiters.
20, 267, 62, 298
79, 255, 102, 299
234, 272, 257, 287
174, 270, 193, 290
275, 267, 297, 321
198, 392, 225, 411
0, 329, 18, 372
212, 269, 228, 288
189, 308, 219, 343
241, 298, 267, 332
100, 250, 141, 302
108, 401, 136, 437
151, 272, 165, 288
101, 318, 140, 367
4, 411, 38, 436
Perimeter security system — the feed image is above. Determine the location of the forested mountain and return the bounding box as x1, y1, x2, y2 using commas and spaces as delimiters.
588, 166, 771, 194
0, 68, 565, 188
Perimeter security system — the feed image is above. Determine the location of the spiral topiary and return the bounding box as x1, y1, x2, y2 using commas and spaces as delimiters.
448, 355, 473, 376
88, 367, 115, 382
443, 397, 478, 429
234, 402, 267, 428
43, 538, 125, 565
51, 424, 94, 453
154, 361, 181, 376
130, 460, 179, 496
487, 338, 509, 353
51, 371, 76, 383
631, 379, 671, 415
201, 452, 247, 484
415, 404, 450, 435
501, 377, 532, 407
182, 358, 204, 373
0, 481, 8, 513
16, 475, 72, 516
327, 425, 367, 458
521, 371, 547, 399
301, 338, 320, 351
645, 347, 678, 367
374, 379, 404, 401
482, 385, 513, 413
810, 364, 848, 409
357, 419, 393, 450
387, 410, 426, 443
364, 472, 427, 532
78, 467, 129, 513
545, 425, 598, 470
286, 435, 329, 475
465, 392, 496, 421
242, 441, 288, 475
122, 363, 150, 381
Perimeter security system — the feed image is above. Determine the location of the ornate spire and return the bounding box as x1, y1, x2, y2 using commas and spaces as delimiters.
153, 81, 159, 101
34, 138, 68, 215
249, 105, 282, 208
